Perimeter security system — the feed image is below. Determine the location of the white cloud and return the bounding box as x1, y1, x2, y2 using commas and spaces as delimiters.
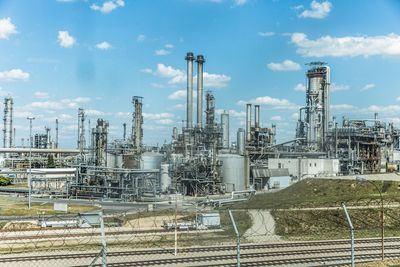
91, 0, 125, 14
34, 91, 49, 99
143, 112, 174, 120
137, 34, 146, 42
291, 32, 400, 57
258, 32, 275, 37
171, 104, 185, 110
291, 113, 299, 120
29, 97, 90, 111
363, 105, 400, 115
14, 110, 34, 118
361, 83, 376, 91
0, 17, 17, 40
73, 97, 91, 103
30, 101, 63, 110
234, 0, 247, 6
165, 44, 174, 49
57, 31, 76, 48
168, 90, 186, 100
0, 69, 30, 81
330, 83, 350, 92
271, 115, 281, 121
238, 96, 299, 110
155, 49, 170, 56
294, 83, 306, 92
85, 109, 104, 116
397, 96, 400, 101
267, 60, 301, 71
330, 104, 355, 110
115, 111, 130, 117
140, 68, 153, 74
96, 41, 112, 50
298, 1, 332, 19
202, 72, 231, 88
148, 63, 231, 88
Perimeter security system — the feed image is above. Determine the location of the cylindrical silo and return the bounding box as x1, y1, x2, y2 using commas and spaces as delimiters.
160, 164, 171, 192
218, 154, 245, 192
237, 128, 245, 155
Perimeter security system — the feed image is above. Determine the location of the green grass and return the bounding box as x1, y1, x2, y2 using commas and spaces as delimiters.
232, 178, 400, 210
0, 203, 99, 216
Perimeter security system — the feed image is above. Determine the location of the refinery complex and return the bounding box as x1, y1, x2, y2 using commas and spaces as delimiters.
0, 52, 399, 201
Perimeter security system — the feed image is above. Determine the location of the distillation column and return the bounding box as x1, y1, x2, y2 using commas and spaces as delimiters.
185, 52, 194, 129
132, 96, 143, 153
221, 111, 229, 149
77, 108, 86, 151
196, 55, 205, 128
3, 97, 13, 148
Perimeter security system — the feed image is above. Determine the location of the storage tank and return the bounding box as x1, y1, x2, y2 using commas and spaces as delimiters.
218, 154, 245, 192
160, 164, 171, 192
140, 152, 163, 170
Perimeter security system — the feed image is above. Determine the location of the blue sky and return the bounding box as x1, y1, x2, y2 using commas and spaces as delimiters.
0, 0, 400, 148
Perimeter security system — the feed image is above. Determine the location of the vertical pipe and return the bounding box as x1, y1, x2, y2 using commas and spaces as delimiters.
323, 66, 330, 150
12, 128, 16, 148
196, 55, 205, 128
55, 119, 59, 149
123, 123, 127, 141
246, 104, 252, 142
185, 52, 194, 129
254, 105, 260, 129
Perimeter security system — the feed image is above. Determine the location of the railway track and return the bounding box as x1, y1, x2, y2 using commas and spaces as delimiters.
0, 238, 398, 265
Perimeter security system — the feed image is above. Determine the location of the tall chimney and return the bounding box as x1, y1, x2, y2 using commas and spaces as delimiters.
254, 105, 260, 129
196, 55, 205, 128
246, 104, 252, 142
185, 52, 194, 129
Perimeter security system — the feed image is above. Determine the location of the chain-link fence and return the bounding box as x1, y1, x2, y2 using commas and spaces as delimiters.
1, 183, 400, 266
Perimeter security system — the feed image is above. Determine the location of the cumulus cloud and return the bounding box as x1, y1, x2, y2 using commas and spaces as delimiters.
85, 109, 104, 116
146, 63, 231, 88
330, 83, 350, 92
165, 44, 174, 49
291, 32, 400, 57
57, 31, 76, 48
330, 104, 356, 110
0, 69, 30, 81
96, 41, 112, 50
155, 49, 170, 56
91, 0, 125, 14
0, 17, 17, 40
291, 113, 299, 120
168, 90, 186, 100
143, 112, 175, 125
298, 0, 332, 19
237, 96, 299, 109
258, 32, 275, 37
137, 34, 145, 42
361, 83, 376, 91
294, 83, 306, 92
29, 97, 90, 110
267, 60, 301, 71
34, 91, 49, 99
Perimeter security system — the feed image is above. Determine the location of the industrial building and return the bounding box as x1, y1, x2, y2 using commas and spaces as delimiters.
0, 54, 399, 200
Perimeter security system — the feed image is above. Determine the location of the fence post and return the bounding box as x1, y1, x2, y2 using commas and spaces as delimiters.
229, 209, 240, 267
99, 211, 107, 267
342, 203, 355, 267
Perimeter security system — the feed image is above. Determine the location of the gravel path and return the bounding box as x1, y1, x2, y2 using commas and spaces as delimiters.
243, 209, 280, 242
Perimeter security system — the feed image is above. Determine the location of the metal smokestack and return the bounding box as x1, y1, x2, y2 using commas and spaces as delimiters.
254, 105, 260, 129
123, 123, 127, 141
55, 119, 59, 149
185, 52, 194, 129
246, 104, 252, 142
196, 55, 205, 128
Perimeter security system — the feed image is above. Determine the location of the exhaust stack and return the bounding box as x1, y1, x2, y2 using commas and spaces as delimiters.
185, 52, 195, 129
254, 105, 260, 129
246, 104, 252, 142
196, 55, 205, 128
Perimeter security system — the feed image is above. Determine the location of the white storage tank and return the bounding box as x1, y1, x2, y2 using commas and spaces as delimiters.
218, 154, 245, 192
140, 152, 163, 170
160, 164, 171, 192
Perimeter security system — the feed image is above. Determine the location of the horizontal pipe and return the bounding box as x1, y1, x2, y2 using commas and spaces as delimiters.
0, 148, 81, 154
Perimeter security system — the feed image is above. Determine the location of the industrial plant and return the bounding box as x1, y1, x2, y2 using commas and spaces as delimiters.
0, 53, 399, 201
